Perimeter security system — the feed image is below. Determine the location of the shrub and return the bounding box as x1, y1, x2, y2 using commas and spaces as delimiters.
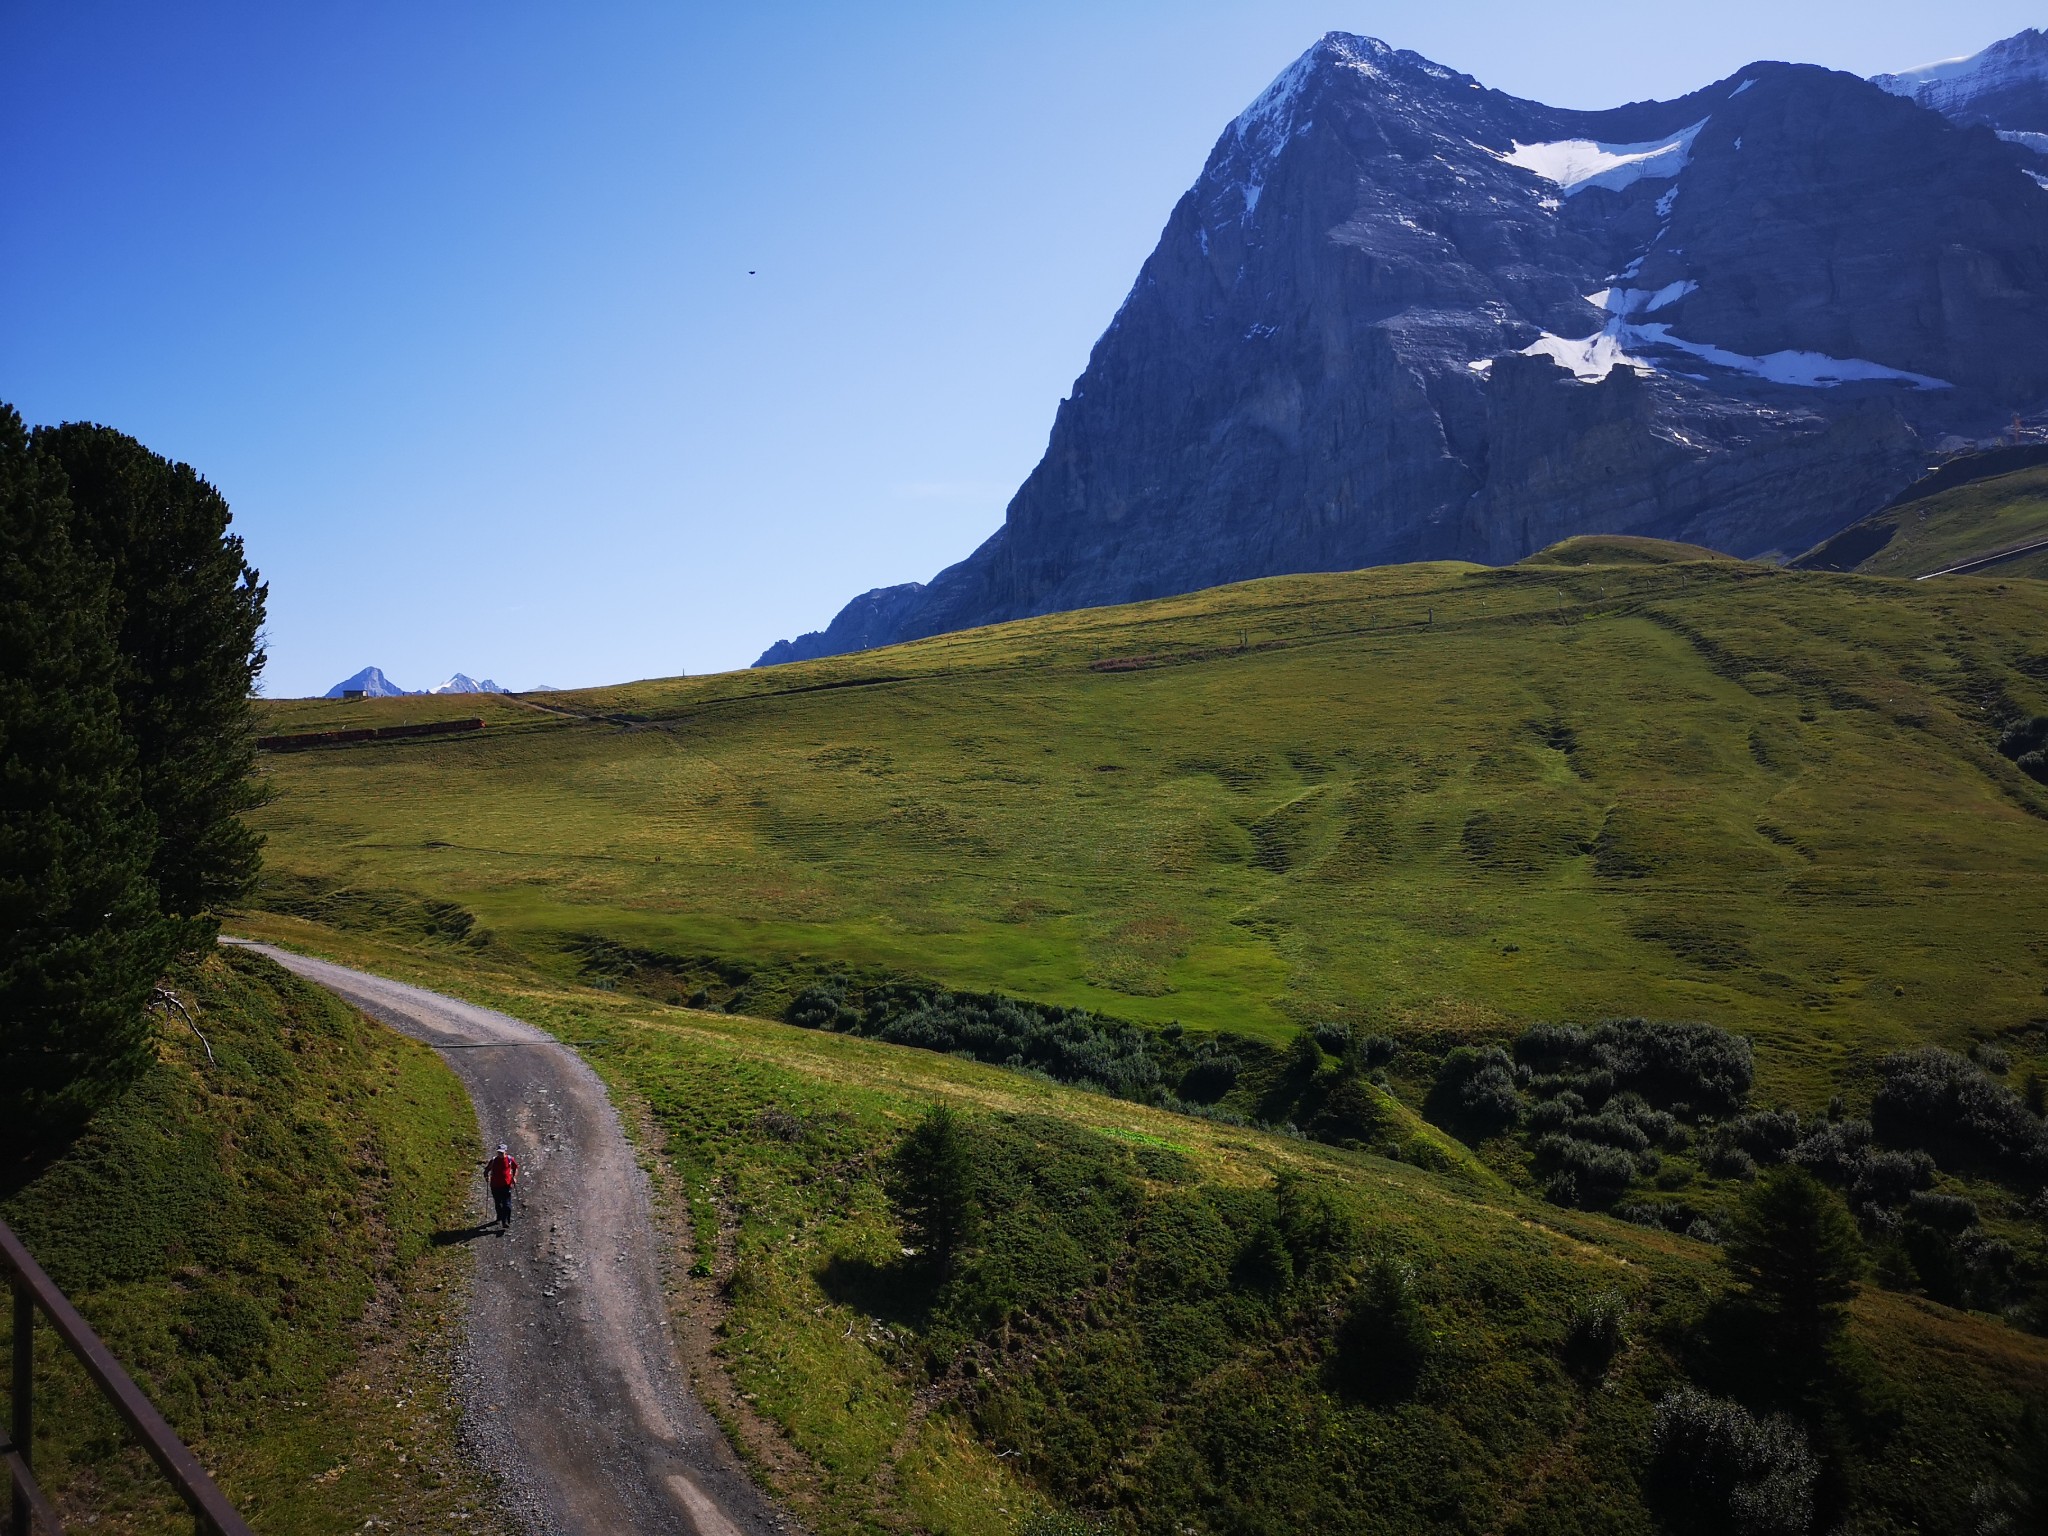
1178, 1053, 1240, 1104
1346, 1033, 1399, 1072
1615, 1200, 1713, 1238
1650, 1387, 1818, 1535
1311, 1021, 1352, 1056
789, 980, 861, 1031
1787, 1117, 1873, 1184
1564, 1111, 1652, 1154
1536, 1135, 1637, 1203
1706, 1143, 1758, 1180
1997, 715, 2048, 780
1433, 1045, 1523, 1133
1872, 1048, 2048, 1179
1330, 1256, 1428, 1403
1284, 1029, 1325, 1077
1526, 1095, 1578, 1133
1900, 1221, 2015, 1310
1905, 1189, 1979, 1233
1854, 1148, 1933, 1207
1717, 1110, 1803, 1165
1562, 1289, 1629, 1381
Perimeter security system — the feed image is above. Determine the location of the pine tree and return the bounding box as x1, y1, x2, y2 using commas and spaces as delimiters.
35, 421, 267, 934
1724, 1165, 1864, 1353
0, 405, 180, 1147
889, 1104, 980, 1272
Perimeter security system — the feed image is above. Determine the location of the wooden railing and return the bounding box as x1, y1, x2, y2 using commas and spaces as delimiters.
1, 1220, 254, 1535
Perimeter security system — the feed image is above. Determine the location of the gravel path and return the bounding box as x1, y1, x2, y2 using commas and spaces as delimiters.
228, 940, 791, 1536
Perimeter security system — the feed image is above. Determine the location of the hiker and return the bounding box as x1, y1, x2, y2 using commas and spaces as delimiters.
485, 1143, 520, 1228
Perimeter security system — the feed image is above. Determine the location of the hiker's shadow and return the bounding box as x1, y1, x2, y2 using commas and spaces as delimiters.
431, 1223, 500, 1246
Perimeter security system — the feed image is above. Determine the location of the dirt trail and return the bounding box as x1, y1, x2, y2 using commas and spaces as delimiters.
227, 940, 790, 1536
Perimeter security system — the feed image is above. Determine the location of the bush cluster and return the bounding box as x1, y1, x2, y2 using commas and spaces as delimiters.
1515, 1018, 1753, 1116
1440, 1017, 1752, 1207
1871, 1047, 2048, 1179
1433, 1045, 1521, 1132
1997, 714, 2048, 784
1649, 1387, 1818, 1536
1692, 1094, 2032, 1312
790, 979, 1163, 1100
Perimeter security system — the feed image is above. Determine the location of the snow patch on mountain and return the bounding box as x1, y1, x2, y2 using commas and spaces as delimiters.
1590, 281, 1697, 316
1494, 119, 1706, 196
1628, 326, 1952, 389
2001, 129, 2048, 155
1520, 331, 1650, 381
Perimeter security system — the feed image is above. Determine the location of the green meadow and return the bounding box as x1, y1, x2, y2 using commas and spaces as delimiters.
231, 544, 2048, 1531
223, 913, 2048, 1536
1799, 461, 2048, 580
252, 548, 2048, 1108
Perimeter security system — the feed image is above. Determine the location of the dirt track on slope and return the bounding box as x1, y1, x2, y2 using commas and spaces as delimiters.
227, 940, 791, 1536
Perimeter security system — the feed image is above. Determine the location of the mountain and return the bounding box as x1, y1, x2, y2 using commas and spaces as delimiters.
760, 30, 2048, 665
429, 674, 509, 695
324, 665, 409, 698
1873, 27, 2048, 135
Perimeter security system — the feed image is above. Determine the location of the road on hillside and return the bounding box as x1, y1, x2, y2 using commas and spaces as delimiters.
1916, 532, 2048, 578
226, 941, 790, 1536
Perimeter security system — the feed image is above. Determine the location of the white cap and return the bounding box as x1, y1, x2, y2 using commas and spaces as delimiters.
498, 1143, 508, 1152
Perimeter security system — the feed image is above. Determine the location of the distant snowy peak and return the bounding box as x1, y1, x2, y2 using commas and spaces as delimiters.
430, 674, 509, 695
324, 666, 409, 699
1873, 28, 2048, 132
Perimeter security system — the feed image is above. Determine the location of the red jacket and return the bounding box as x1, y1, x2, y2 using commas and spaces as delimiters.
486, 1151, 519, 1192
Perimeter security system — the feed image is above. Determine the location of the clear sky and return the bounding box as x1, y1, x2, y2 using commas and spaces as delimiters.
5, 2, 2037, 696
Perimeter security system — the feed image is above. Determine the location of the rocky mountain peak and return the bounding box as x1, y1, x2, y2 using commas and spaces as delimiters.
1874, 27, 2048, 132
323, 665, 408, 698
759, 31, 2048, 667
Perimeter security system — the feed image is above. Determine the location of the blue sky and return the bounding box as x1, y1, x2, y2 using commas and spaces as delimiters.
5, 1, 2037, 695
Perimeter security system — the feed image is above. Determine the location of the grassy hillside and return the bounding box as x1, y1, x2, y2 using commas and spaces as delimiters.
218, 916, 2048, 1536
1794, 456, 2048, 580
0, 947, 507, 1535
247, 553, 2048, 1115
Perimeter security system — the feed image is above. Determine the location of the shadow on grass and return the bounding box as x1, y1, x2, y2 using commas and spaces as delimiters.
816, 1252, 937, 1329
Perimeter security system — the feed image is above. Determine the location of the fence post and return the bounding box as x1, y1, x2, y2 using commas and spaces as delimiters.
9, 1280, 28, 1536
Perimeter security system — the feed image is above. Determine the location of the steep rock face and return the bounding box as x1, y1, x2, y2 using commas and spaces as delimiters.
755, 581, 930, 665
762, 33, 2048, 664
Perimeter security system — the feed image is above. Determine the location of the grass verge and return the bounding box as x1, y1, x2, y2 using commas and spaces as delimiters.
0, 946, 509, 1535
